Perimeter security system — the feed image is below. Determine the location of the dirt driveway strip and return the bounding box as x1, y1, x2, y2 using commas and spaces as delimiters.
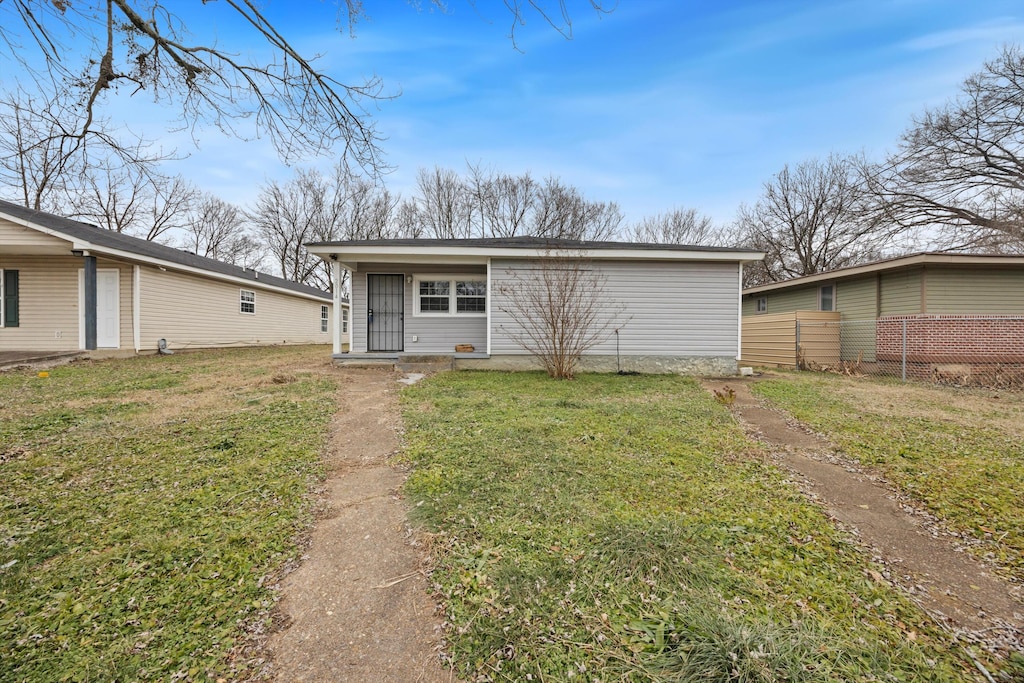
703, 379, 1023, 651
267, 367, 452, 683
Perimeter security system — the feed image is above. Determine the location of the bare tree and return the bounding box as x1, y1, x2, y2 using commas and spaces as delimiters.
394, 198, 426, 238
735, 153, 896, 286
408, 164, 624, 241
250, 163, 399, 289
867, 46, 1024, 252
181, 193, 263, 269
625, 207, 720, 245
336, 180, 400, 240
0, 2, 613, 169
497, 252, 622, 379
70, 168, 198, 241
250, 169, 335, 290
0, 87, 168, 214
531, 177, 622, 240
415, 166, 472, 238
465, 163, 537, 237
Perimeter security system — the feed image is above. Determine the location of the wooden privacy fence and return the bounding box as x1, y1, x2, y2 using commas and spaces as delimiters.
741, 311, 841, 368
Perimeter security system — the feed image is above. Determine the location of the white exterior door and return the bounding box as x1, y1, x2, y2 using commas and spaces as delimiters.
96, 269, 120, 348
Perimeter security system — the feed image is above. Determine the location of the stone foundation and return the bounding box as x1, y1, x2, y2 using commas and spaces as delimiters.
454, 354, 739, 376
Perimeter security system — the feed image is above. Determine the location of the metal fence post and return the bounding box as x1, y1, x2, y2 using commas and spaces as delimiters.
901, 318, 907, 382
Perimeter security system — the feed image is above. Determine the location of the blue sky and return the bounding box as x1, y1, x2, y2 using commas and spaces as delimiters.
73, 1, 1024, 226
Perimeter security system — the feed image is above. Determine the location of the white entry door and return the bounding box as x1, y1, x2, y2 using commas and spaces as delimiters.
96, 269, 120, 348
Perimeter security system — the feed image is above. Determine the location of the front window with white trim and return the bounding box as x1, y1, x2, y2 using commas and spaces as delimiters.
342, 307, 349, 333
414, 276, 486, 316
755, 296, 767, 313
320, 305, 329, 332
240, 289, 255, 314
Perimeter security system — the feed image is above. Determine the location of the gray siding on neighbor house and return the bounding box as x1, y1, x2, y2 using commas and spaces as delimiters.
924, 267, 1024, 313
489, 258, 740, 356
349, 263, 487, 353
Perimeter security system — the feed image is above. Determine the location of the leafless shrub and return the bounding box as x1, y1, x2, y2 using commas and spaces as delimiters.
498, 251, 623, 379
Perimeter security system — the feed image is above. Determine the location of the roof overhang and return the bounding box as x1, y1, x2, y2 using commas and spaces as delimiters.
306, 243, 765, 272
743, 252, 1024, 295
0, 207, 333, 303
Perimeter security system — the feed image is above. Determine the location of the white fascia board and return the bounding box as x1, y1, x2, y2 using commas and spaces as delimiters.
306, 244, 765, 264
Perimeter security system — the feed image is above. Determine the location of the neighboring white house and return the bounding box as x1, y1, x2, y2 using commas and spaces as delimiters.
305, 237, 764, 374
0, 200, 350, 354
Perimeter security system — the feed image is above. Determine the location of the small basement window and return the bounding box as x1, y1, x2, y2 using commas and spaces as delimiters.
818, 284, 835, 312
240, 289, 255, 314
755, 296, 767, 313
320, 305, 329, 332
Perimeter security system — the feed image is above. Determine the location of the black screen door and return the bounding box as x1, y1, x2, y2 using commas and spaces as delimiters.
367, 274, 404, 352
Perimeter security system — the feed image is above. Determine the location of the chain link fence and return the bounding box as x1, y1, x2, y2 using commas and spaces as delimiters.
795, 315, 1024, 389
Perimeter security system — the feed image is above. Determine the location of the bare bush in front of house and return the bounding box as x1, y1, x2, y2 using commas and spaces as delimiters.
498, 253, 621, 379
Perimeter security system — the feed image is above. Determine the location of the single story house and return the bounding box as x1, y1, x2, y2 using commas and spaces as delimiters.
305, 237, 764, 374
740, 252, 1024, 378
0, 199, 349, 355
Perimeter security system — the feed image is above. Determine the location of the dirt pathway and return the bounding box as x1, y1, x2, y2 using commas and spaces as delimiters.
703, 380, 1023, 648
267, 368, 452, 682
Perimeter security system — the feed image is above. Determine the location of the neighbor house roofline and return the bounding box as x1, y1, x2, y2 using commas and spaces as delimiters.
305, 237, 764, 270
0, 199, 338, 303
743, 252, 1024, 295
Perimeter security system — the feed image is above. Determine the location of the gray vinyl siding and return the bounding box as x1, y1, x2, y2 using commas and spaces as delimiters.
925, 267, 1024, 313
490, 258, 740, 356
880, 269, 922, 315
350, 263, 487, 353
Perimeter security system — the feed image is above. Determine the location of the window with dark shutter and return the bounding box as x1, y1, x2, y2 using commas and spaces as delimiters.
2, 270, 18, 327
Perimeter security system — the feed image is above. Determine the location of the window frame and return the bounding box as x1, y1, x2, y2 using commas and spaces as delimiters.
818, 283, 836, 312
342, 307, 349, 334
240, 289, 256, 315
1, 269, 18, 328
412, 275, 487, 317
755, 296, 767, 314
320, 304, 329, 332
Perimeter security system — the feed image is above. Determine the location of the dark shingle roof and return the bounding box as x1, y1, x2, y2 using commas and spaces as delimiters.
306, 236, 756, 253
0, 199, 333, 301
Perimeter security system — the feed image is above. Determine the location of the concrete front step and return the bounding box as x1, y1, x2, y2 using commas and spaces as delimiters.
396, 360, 454, 373
333, 353, 456, 373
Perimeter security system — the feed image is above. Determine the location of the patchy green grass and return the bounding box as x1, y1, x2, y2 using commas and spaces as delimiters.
0, 346, 338, 682
751, 372, 1024, 581
401, 371, 987, 682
